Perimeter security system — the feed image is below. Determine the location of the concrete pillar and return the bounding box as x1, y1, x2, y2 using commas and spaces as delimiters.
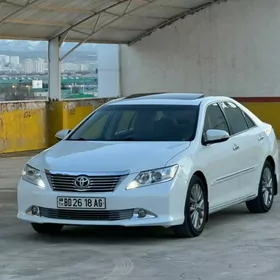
47, 37, 62, 145
97, 44, 121, 98
48, 37, 61, 100
46, 42, 119, 147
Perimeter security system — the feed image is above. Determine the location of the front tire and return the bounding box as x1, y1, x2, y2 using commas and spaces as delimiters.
172, 175, 207, 238
31, 223, 64, 234
246, 161, 275, 213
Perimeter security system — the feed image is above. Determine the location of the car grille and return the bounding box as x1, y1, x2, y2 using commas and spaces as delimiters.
46, 173, 126, 192
39, 207, 134, 221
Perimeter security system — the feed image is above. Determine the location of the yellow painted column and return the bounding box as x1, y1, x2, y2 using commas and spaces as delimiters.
47, 99, 106, 146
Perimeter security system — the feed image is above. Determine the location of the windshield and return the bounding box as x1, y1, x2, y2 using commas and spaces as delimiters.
67, 104, 199, 142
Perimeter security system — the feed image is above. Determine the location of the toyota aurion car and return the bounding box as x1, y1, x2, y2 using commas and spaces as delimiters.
17, 93, 279, 238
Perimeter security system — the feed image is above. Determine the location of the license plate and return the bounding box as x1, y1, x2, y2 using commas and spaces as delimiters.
57, 197, 106, 209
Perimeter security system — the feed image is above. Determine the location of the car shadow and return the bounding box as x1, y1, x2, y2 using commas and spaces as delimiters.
27, 225, 176, 245
207, 204, 252, 224
22, 204, 257, 244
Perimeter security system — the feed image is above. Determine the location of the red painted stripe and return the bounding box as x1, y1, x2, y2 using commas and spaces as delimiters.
233, 97, 280, 102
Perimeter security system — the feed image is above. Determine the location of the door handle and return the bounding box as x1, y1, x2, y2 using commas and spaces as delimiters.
233, 144, 239, 151
258, 135, 264, 141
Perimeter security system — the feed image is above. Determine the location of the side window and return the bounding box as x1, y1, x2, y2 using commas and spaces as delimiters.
243, 112, 256, 129
221, 101, 249, 135
204, 103, 229, 133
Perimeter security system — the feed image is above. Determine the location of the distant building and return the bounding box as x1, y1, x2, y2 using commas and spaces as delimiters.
62, 62, 79, 72
10, 56, 20, 68
23, 59, 33, 74
44, 62, 48, 72
0, 55, 10, 65
85, 62, 98, 71
34, 58, 44, 73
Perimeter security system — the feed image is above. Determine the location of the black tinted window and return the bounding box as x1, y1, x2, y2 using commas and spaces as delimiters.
68, 105, 199, 142
221, 102, 248, 134
204, 103, 229, 133
243, 112, 256, 128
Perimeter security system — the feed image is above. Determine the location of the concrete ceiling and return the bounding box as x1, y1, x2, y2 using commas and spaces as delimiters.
0, 0, 223, 45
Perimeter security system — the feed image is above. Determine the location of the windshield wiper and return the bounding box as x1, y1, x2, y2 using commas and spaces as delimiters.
114, 137, 137, 141
67, 137, 86, 141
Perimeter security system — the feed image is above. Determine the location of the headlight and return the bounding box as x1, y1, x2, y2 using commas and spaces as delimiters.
21, 165, 45, 188
126, 165, 179, 190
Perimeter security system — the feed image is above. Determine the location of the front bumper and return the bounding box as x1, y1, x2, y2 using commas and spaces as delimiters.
17, 173, 187, 228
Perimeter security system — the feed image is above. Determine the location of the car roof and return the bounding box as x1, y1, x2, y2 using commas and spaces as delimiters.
107, 93, 234, 106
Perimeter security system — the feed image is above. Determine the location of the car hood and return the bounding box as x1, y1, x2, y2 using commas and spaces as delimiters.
28, 141, 191, 174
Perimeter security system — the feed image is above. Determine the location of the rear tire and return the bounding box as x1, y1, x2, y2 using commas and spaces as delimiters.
246, 161, 275, 213
31, 223, 64, 234
172, 175, 207, 238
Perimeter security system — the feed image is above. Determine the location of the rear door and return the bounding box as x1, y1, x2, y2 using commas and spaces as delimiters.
220, 101, 263, 197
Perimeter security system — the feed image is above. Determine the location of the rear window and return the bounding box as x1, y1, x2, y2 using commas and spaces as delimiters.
221, 102, 249, 135
243, 112, 256, 128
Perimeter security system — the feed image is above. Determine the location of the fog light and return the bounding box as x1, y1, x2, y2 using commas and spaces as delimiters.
138, 209, 146, 218
31, 206, 40, 216
132, 208, 157, 219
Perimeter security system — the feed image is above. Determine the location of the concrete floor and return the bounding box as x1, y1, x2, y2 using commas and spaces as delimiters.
1, 155, 280, 280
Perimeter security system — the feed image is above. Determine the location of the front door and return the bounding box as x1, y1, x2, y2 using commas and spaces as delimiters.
197, 102, 242, 211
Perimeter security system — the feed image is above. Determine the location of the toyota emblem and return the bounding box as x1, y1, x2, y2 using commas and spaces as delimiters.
74, 176, 90, 189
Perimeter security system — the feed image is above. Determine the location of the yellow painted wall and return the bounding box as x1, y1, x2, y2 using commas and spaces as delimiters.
1, 98, 278, 154
63, 101, 94, 129
0, 99, 111, 154
47, 101, 64, 147
47, 99, 110, 146
0, 101, 47, 153
240, 102, 280, 138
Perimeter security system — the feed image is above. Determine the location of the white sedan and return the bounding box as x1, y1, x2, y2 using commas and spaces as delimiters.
17, 93, 279, 238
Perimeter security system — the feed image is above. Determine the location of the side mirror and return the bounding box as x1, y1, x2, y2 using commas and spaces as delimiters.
55, 129, 71, 140
203, 129, 229, 145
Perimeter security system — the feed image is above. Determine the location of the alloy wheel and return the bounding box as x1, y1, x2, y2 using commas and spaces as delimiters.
189, 184, 205, 230
262, 167, 273, 207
